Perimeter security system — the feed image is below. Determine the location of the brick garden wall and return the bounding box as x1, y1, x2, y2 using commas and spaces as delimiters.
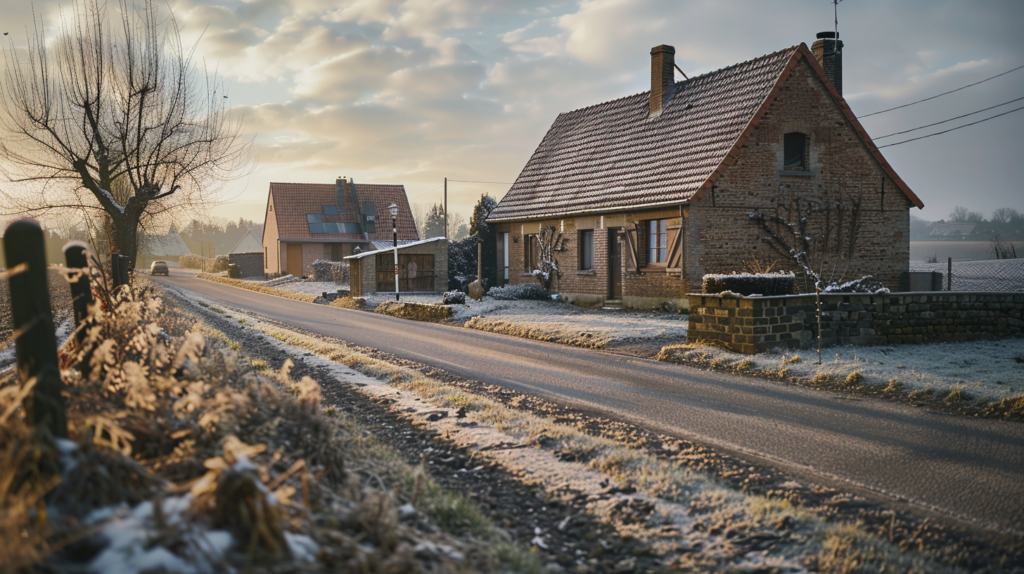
228, 252, 264, 278
688, 292, 1024, 354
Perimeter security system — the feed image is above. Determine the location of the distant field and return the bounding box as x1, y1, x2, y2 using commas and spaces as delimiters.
910, 241, 1024, 262
0, 268, 73, 353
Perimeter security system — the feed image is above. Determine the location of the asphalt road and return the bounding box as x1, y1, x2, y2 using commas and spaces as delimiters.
157, 274, 1024, 534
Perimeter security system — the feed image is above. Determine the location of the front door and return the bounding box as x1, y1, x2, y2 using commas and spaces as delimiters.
286, 243, 303, 277
608, 228, 622, 299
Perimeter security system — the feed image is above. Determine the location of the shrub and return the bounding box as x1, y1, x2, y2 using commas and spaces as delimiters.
702, 272, 796, 296
845, 371, 863, 385
448, 236, 479, 291
178, 253, 206, 269
310, 259, 350, 283
442, 290, 466, 305
486, 284, 549, 301
210, 255, 229, 273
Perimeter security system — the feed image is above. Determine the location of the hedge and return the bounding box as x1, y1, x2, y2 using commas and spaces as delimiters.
197, 274, 318, 303
702, 272, 796, 296
311, 259, 350, 284
486, 284, 549, 301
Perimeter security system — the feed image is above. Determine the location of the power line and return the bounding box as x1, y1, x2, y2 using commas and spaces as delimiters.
860, 63, 1024, 118
409, 184, 443, 200
875, 94, 1024, 139
876, 104, 1024, 148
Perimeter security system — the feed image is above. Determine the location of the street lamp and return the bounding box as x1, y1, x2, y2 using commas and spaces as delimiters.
389, 203, 399, 301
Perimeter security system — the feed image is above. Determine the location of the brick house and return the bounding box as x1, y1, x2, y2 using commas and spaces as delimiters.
487, 33, 924, 309
261, 178, 418, 277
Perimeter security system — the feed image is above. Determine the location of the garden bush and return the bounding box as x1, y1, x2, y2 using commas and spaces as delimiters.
310, 259, 350, 283
442, 290, 466, 305
702, 272, 796, 296
486, 283, 549, 301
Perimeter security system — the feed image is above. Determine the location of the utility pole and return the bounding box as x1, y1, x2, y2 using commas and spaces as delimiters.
390, 203, 400, 301
444, 177, 448, 238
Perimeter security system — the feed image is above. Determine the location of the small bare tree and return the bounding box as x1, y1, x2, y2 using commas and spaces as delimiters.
748, 185, 884, 293
0, 0, 254, 263
991, 231, 1017, 259
531, 225, 566, 292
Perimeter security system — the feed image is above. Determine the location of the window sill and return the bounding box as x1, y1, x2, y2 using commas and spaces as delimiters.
575, 270, 596, 275
519, 273, 535, 277
639, 266, 667, 273
778, 169, 816, 177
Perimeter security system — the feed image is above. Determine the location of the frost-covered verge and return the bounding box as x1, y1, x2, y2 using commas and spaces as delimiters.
198, 273, 318, 303
657, 340, 1024, 420
1, 277, 541, 573
271, 280, 348, 296
175, 293, 963, 573
465, 317, 613, 349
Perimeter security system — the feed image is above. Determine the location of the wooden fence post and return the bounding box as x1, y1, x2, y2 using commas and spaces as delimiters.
3, 219, 68, 438
111, 253, 123, 289
63, 242, 94, 329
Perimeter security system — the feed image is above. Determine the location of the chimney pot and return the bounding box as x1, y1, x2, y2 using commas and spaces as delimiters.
649, 44, 676, 117
812, 32, 844, 95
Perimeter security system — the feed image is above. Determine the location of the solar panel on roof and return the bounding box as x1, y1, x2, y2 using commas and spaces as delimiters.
309, 223, 325, 233
307, 214, 323, 223
323, 206, 339, 215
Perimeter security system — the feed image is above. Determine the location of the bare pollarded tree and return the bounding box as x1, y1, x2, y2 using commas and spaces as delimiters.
748, 184, 884, 293
0, 0, 254, 262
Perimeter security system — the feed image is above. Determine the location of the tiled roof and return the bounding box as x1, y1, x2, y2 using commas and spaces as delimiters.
268, 182, 418, 241
141, 229, 191, 257
489, 44, 921, 222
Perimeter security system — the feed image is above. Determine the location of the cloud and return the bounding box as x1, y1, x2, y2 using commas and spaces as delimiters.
4, 0, 1023, 224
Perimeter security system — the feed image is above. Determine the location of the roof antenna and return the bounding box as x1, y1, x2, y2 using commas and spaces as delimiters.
831, 0, 844, 56
674, 63, 689, 81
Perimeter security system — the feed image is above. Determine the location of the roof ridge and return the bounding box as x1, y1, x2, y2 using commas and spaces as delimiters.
557, 45, 800, 117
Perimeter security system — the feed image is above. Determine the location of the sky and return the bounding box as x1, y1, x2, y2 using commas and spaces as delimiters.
2, 0, 1023, 225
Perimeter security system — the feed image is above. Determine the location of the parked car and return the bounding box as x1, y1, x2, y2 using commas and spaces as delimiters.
150, 260, 169, 276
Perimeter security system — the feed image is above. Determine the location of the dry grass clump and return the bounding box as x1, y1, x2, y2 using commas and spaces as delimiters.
329, 296, 368, 310
465, 317, 612, 349
375, 301, 453, 322
1, 274, 535, 572
198, 273, 317, 303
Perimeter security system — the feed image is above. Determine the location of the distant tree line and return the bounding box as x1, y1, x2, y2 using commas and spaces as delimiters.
911, 206, 1024, 242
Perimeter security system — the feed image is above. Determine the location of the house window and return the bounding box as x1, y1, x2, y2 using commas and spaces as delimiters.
784, 132, 807, 170
579, 229, 594, 271
524, 234, 539, 271
323, 205, 339, 215
647, 220, 667, 265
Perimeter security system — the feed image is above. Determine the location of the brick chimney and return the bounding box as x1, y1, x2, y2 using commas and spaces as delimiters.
335, 177, 347, 212
812, 31, 844, 95
649, 44, 676, 117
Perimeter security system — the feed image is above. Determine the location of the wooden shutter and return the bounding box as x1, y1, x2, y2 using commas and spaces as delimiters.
624, 224, 639, 273
666, 217, 682, 273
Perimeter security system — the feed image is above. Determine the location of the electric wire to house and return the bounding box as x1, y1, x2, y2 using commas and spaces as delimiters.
876, 104, 1024, 148
874, 94, 1024, 139
860, 62, 1024, 117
